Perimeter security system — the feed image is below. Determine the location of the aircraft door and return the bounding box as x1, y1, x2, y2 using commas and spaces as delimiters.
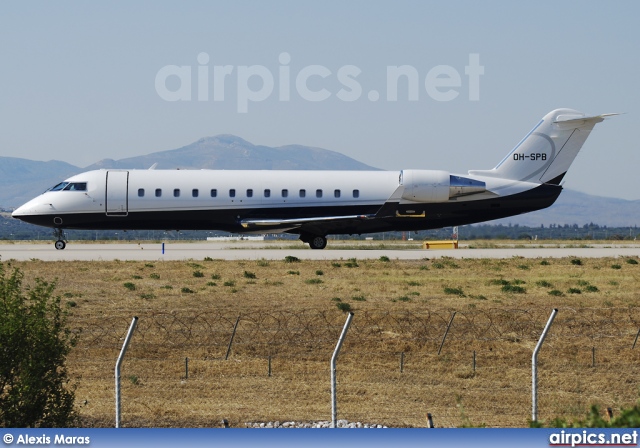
105, 170, 129, 216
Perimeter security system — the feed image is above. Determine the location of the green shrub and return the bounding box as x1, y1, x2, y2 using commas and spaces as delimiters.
571, 259, 582, 266
0, 265, 77, 427
315, 270, 324, 276
379, 256, 390, 262
501, 284, 526, 294
567, 288, 582, 294
548, 290, 564, 296
611, 264, 622, 270
627, 258, 639, 265
284, 255, 300, 263
243, 271, 257, 279
211, 274, 221, 280
223, 281, 236, 287
150, 273, 160, 279
193, 271, 204, 278
443, 287, 464, 296
352, 295, 366, 301
181, 287, 195, 294
123, 282, 136, 291
305, 278, 323, 284
536, 280, 553, 288
336, 302, 352, 312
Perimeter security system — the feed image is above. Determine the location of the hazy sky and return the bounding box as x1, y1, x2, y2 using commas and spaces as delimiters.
2, 1, 638, 199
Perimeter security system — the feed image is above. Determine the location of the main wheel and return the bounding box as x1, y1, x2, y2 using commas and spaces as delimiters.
54, 240, 66, 250
309, 235, 327, 250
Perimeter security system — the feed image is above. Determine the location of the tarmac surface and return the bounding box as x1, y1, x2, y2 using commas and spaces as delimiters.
1, 241, 639, 261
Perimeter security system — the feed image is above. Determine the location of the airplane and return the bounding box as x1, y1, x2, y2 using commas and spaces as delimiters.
12, 108, 616, 250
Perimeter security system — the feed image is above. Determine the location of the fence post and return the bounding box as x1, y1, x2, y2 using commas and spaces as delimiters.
633, 328, 640, 349
473, 350, 476, 372
400, 352, 405, 373
331, 312, 354, 428
268, 356, 272, 377
532, 308, 558, 423
438, 312, 456, 355
115, 316, 138, 428
426, 413, 435, 428
225, 316, 241, 360
185, 357, 189, 379
592, 347, 595, 368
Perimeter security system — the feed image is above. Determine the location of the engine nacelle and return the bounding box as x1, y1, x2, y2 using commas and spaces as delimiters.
400, 170, 487, 202
400, 170, 450, 202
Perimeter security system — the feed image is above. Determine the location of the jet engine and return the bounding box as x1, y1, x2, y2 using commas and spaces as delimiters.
400, 170, 486, 202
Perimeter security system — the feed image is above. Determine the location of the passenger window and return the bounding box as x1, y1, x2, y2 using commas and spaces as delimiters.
229, 189, 236, 198
334, 189, 340, 198
138, 188, 145, 197
353, 189, 360, 198
282, 189, 288, 198
211, 189, 217, 198
174, 189, 180, 198
155, 189, 162, 197
299, 189, 306, 198
316, 189, 322, 198
192, 189, 199, 198
264, 189, 271, 198
247, 189, 253, 198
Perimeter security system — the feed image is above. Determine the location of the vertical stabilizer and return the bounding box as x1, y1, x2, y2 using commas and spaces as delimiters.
469, 109, 614, 184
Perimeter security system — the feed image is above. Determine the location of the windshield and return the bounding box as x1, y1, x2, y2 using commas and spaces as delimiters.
46, 182, 87, 192
48, 182, 69, 192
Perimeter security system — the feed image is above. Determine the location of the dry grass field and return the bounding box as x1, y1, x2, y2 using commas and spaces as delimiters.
4, 252, 640, 428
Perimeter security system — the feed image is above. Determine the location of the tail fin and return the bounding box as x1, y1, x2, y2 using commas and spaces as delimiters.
469, 109, 616, 184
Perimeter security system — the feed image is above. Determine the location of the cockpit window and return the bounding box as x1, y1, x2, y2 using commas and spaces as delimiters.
48, 182, 69, 192
47, 182, 87, 192
64, 182, 87, 191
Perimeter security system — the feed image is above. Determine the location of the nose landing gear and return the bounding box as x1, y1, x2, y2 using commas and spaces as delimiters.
53, 228, 67, 250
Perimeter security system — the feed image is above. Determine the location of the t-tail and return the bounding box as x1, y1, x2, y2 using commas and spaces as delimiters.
469, 109, 618, 185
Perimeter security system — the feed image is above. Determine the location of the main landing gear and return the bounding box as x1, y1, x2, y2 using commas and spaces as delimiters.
300, 233, 327, 250
53, 228, 67, 250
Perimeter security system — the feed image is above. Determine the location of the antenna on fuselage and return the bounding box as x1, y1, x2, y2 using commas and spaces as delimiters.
148, 163, 158, 170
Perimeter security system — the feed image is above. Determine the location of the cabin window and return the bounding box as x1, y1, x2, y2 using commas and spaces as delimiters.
192, 189, 199, 198
334, 189, 340, 198
229, 189, 236, 198
210, 189, 217, 198
155, 189, 162, 197
247, 189, 253, 198
174, 189, 180, 198
138, 188, 145, 197
264, 189, 271, 198
281, 189, 288, 198
299, 189, 306, 198
353, 189, 360, 198
316, 189, 322, 198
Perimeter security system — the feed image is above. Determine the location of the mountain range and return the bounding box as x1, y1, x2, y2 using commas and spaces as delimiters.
1, 134, 638, 227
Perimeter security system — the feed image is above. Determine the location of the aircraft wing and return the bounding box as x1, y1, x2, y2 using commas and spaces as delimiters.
239, 185, 406, 234
240, 214, 376, 233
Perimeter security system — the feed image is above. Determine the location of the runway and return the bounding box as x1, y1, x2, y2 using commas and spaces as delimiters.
1, 241, 639, 261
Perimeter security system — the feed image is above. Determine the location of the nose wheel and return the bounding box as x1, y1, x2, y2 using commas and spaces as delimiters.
53, 228, 67, 250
